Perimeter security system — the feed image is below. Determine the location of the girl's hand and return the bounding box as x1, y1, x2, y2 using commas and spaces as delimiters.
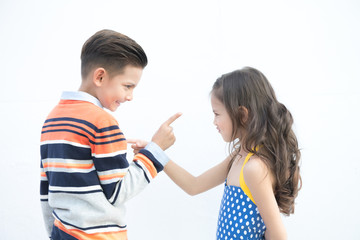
127, 139, 148, 154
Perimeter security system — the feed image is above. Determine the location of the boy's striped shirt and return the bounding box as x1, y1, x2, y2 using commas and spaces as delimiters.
40, 91, 169, 240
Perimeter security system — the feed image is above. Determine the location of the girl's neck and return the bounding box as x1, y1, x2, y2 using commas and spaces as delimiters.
239, 145, 248, 157
238, 141, 256, 156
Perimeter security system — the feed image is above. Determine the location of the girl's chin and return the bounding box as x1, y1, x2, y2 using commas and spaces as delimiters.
221, 136, 231, 143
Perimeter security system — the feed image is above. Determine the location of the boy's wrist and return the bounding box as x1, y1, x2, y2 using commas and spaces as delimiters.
144, 142, 170, 166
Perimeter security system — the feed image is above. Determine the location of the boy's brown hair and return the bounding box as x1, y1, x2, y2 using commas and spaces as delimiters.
81, 29, 148, 79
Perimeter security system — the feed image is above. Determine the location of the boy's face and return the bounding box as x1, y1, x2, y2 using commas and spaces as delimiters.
96, 65, 143, 112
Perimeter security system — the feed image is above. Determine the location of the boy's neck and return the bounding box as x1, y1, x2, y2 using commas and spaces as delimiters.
79, 80, 97, 99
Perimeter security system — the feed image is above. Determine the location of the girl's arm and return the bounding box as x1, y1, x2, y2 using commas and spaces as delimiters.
244, 157, 287, 240
128, 138, 231, 196
164, 155, 231, 196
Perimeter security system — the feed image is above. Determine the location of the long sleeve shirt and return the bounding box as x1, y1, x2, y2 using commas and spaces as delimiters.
40, 91, 169, 240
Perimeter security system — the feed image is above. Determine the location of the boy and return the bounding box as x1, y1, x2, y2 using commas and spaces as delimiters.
40, 29, 181, 240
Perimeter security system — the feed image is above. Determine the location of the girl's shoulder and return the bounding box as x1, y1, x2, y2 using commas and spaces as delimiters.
243, 155, 272, 186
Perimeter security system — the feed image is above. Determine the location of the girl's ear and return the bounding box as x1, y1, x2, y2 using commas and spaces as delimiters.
93, 68, 106, 87
238, 106, 249, 125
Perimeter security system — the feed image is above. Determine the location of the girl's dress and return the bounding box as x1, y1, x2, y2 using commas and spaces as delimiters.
216, 151, 266, 240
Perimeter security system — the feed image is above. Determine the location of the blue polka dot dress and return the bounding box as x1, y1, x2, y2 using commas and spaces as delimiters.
216, 152, 266, 240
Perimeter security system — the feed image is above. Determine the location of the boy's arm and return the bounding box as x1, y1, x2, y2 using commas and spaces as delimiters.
113, 142, 169, 204
116, 113, 182, 202
93, 113, 181, 205
40, 163, 54, 238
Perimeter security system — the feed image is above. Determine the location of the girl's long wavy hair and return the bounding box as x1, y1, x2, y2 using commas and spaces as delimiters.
212, 67, 301, 215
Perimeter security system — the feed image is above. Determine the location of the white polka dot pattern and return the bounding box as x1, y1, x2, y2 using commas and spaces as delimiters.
216, 183, 266, 240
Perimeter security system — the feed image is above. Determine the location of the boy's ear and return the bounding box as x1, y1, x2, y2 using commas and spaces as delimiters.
238, 106, 249, 125
93, 68, 106, 87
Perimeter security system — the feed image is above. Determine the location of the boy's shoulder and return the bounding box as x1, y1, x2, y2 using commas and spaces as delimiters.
50, 99, 119, 129
76, 101, 119, 128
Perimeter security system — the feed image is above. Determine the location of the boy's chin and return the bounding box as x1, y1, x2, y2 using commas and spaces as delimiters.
106, 106, 119, 112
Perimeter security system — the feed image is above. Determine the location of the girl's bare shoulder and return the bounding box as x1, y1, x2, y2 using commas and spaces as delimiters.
243, 155, 272, 185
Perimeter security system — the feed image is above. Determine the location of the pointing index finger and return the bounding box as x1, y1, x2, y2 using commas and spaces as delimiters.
163, 112, 182, 126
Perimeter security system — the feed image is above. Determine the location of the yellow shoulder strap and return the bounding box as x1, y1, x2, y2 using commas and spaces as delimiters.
239, 151, 256, 204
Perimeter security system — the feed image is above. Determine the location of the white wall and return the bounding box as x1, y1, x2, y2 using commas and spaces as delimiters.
0, 0, 359, 239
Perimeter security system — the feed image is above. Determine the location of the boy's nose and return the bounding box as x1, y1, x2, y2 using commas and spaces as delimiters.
126, 94, 133, 101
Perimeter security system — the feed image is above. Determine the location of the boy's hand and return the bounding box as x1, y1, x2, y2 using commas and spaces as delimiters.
127, 139, 148, 154
151, 112, 182, 151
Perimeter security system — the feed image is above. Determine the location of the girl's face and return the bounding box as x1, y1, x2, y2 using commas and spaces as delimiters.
211, 93, 234, 142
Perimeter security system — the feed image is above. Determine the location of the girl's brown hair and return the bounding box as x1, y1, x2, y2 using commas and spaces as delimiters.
212, 67, 301, 215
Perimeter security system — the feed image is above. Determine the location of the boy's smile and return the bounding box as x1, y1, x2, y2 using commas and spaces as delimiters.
95, 65, 143, 112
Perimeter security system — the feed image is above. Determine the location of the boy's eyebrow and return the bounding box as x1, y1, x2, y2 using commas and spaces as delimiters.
124, 82, 137, 87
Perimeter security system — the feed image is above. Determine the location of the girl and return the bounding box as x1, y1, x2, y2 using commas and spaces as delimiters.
130, 67, 301, 240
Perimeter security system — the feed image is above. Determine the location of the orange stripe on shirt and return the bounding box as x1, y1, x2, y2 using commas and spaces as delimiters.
134, 153, 157, 179
41, 126, 126, 151
43, 162, 94, 169
43, 100, 127, 154
54, 219, 128, 240
43, 120, 97, 138
41, 130, 90, 146
43, 120, 124, 143
49, 100, 121, 134
98, 172, 126, 181
42, 124, 125, 144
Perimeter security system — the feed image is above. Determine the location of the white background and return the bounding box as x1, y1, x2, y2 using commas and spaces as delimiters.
0, 0, 359, 239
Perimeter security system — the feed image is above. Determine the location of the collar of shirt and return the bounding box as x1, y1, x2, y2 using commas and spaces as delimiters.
61, 91, 103, 108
